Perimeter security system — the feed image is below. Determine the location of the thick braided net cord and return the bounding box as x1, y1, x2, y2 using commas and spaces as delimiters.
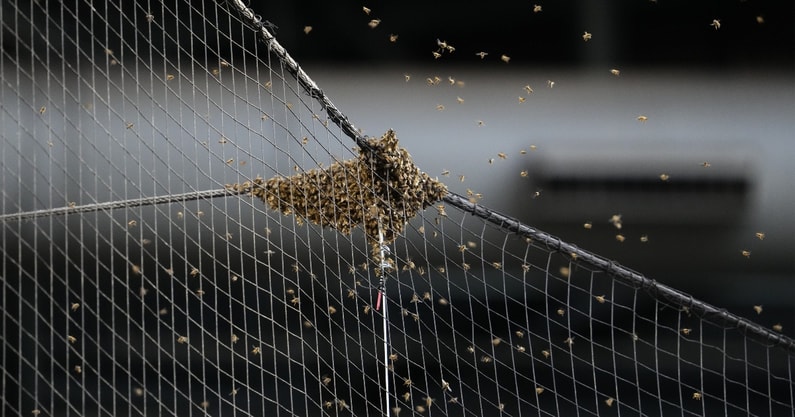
1, 1, 793, 417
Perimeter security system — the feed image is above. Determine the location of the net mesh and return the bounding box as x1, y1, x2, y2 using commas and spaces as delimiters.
2, 1, 793, 416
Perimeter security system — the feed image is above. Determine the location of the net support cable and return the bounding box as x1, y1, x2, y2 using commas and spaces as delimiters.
1, 0, 792, 360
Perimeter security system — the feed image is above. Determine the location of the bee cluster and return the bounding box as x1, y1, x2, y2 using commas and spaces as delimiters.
233, 130, 447, 263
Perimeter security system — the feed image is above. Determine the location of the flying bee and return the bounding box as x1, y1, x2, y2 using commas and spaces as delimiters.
362, 6, 371, 14
475, 51, 488, 59
251, 346, 260, 355
615, 234, 626, 242
71, 303, 80, 311
582, 31, 592, 41
368, 19, 381, 29
773, 323, 783, 332
524, 85, 534, 94
605, 397, 615, 407
637, 115, 648, 122
67, 335, 77, 344
610, 69, 620, 76
389, 34, 398, 42
755, 232, 765, 240
741, 250, 751, 258
533, 4, 542, 12
500, 54, 511, 63
753, 305, 763, 314
541, 350, 550, 358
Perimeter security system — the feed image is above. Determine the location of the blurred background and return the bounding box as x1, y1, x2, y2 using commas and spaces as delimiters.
253, 0, 795, 325
2, 0, 793, 341
2, 1, 794, 415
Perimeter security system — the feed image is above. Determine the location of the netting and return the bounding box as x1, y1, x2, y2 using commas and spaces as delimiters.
2, 1, 794, 416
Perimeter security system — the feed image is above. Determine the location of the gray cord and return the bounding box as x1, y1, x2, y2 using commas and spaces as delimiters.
442, 191, 795, 355
0, 188, 241, 222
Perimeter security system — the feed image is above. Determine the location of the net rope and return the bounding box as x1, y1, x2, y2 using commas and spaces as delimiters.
2, 1, 793, 417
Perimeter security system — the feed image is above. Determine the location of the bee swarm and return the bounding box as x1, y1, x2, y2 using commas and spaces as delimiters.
232, 130, 447, 262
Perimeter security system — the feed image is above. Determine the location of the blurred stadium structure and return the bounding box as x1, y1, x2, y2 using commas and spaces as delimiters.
2, 1, 793, 416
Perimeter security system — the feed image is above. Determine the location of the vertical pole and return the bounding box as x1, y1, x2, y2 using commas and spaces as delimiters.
377, 229, 391, 416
